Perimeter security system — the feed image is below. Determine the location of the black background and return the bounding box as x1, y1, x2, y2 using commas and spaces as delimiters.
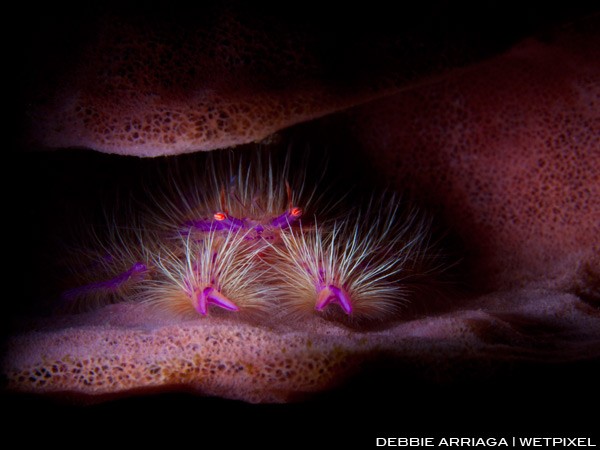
3, 1, 599, 447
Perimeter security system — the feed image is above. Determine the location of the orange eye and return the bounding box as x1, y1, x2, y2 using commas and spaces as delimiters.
214, 212, 227, 221
290, 207, 302, 217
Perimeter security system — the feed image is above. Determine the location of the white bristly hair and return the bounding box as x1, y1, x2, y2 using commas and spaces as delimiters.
264, 198, 433, 321
59, 215, 154, 312
145, 147, 333, 235
59, 149, 443, 325
137, 228, 275, 318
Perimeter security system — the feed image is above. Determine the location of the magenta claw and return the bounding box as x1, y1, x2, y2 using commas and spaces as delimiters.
315, 285, 353, 315
194, 286, 240, 315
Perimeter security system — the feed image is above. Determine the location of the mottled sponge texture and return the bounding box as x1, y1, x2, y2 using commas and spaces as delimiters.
23, 3, 548, 155
5, 290, 599, 403
7, 7, 600, 404
345, 29, 599, 289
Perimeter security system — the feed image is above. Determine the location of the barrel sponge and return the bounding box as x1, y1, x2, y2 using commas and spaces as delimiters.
5, 290, 600, 403
25, 5, 538, 156
346, 32, 600, 286
27, 13, 390, 156
9, 10, 600, 405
